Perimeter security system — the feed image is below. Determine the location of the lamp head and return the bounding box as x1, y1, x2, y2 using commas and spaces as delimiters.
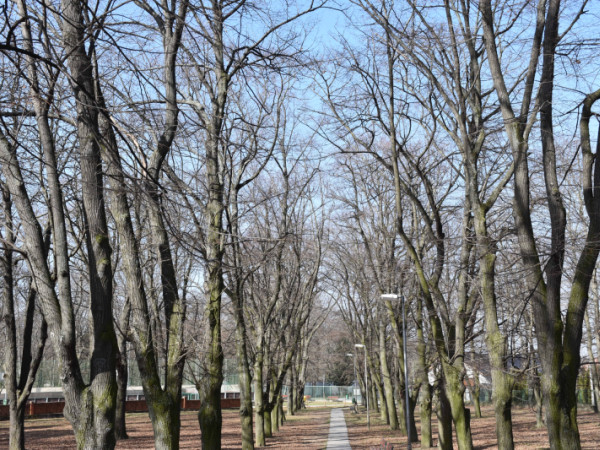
381, 293, 399, 301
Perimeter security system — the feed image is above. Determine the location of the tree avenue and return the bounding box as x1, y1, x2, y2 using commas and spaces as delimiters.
0, 1, 598, 450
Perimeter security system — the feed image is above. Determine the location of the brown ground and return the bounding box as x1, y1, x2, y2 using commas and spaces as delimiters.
0, 408, 331, 449
344, 404, 600, 449
1, 405, 598, 449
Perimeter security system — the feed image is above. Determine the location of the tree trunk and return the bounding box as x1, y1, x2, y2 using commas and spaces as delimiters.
472, 385, 482, 419
60, 1, 119, 446
379, 324, 398, 430
478, 231, 514, 449
115, 302, 130, 441
296, 384, 305, 410
407, 393, 419, 443
420, 383, 433, 448
254, 354, 265, 447
270, 402, 279, 433
585, 313, 599, 414
444, 368, 473, 450
534, 381, 544, 428
436, 381, 453, 450
147, 399, 181, 449
370, 376, 380, 414
234, 315, 254, 450
198, 373, 223, 450
198, 126, 225, 450
287, 369, 295, 416
278, 395, 286, 426
264, 403, 273, 438
115, 352, 128, 441
373, 375, 387, 421
7, 402, 26, 450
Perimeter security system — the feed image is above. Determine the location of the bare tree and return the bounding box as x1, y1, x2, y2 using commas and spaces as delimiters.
480, 1, 599, 448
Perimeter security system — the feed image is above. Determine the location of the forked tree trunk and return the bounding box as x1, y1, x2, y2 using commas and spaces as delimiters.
5, 1, 118, 447
60, 1, 119, 446
480, 2, 600, 448
444, 366, 473, 450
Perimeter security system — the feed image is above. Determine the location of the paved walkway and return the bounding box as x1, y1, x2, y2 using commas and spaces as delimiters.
326, 408, 351, 449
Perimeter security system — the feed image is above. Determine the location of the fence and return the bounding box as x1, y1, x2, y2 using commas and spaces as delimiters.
295, 385, 356, 400
471, 388, 592, 407
0, 397, 240, 420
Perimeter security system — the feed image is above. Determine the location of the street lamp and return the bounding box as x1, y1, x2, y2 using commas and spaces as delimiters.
355, 343, 369, 429
382, 293, 412, 450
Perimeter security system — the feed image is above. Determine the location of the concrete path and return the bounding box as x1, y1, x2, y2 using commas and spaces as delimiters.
326, 408, 351, 449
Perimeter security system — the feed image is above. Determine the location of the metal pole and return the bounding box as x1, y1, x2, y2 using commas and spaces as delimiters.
365, 349, 369, 430
402, 295, 412, 450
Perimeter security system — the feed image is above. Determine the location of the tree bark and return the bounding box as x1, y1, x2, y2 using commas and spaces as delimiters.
420, 383, 433, 448
115, 302, 131, 441
436, 379, 453, 450
254, 350, 265, 447
379, 319, 398, 430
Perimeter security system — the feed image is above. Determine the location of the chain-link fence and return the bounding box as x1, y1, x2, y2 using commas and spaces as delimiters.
470, 388, 593, 407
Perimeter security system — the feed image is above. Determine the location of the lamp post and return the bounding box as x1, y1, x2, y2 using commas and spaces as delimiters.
355, 343, 369, 429
382, 293, 412, 449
